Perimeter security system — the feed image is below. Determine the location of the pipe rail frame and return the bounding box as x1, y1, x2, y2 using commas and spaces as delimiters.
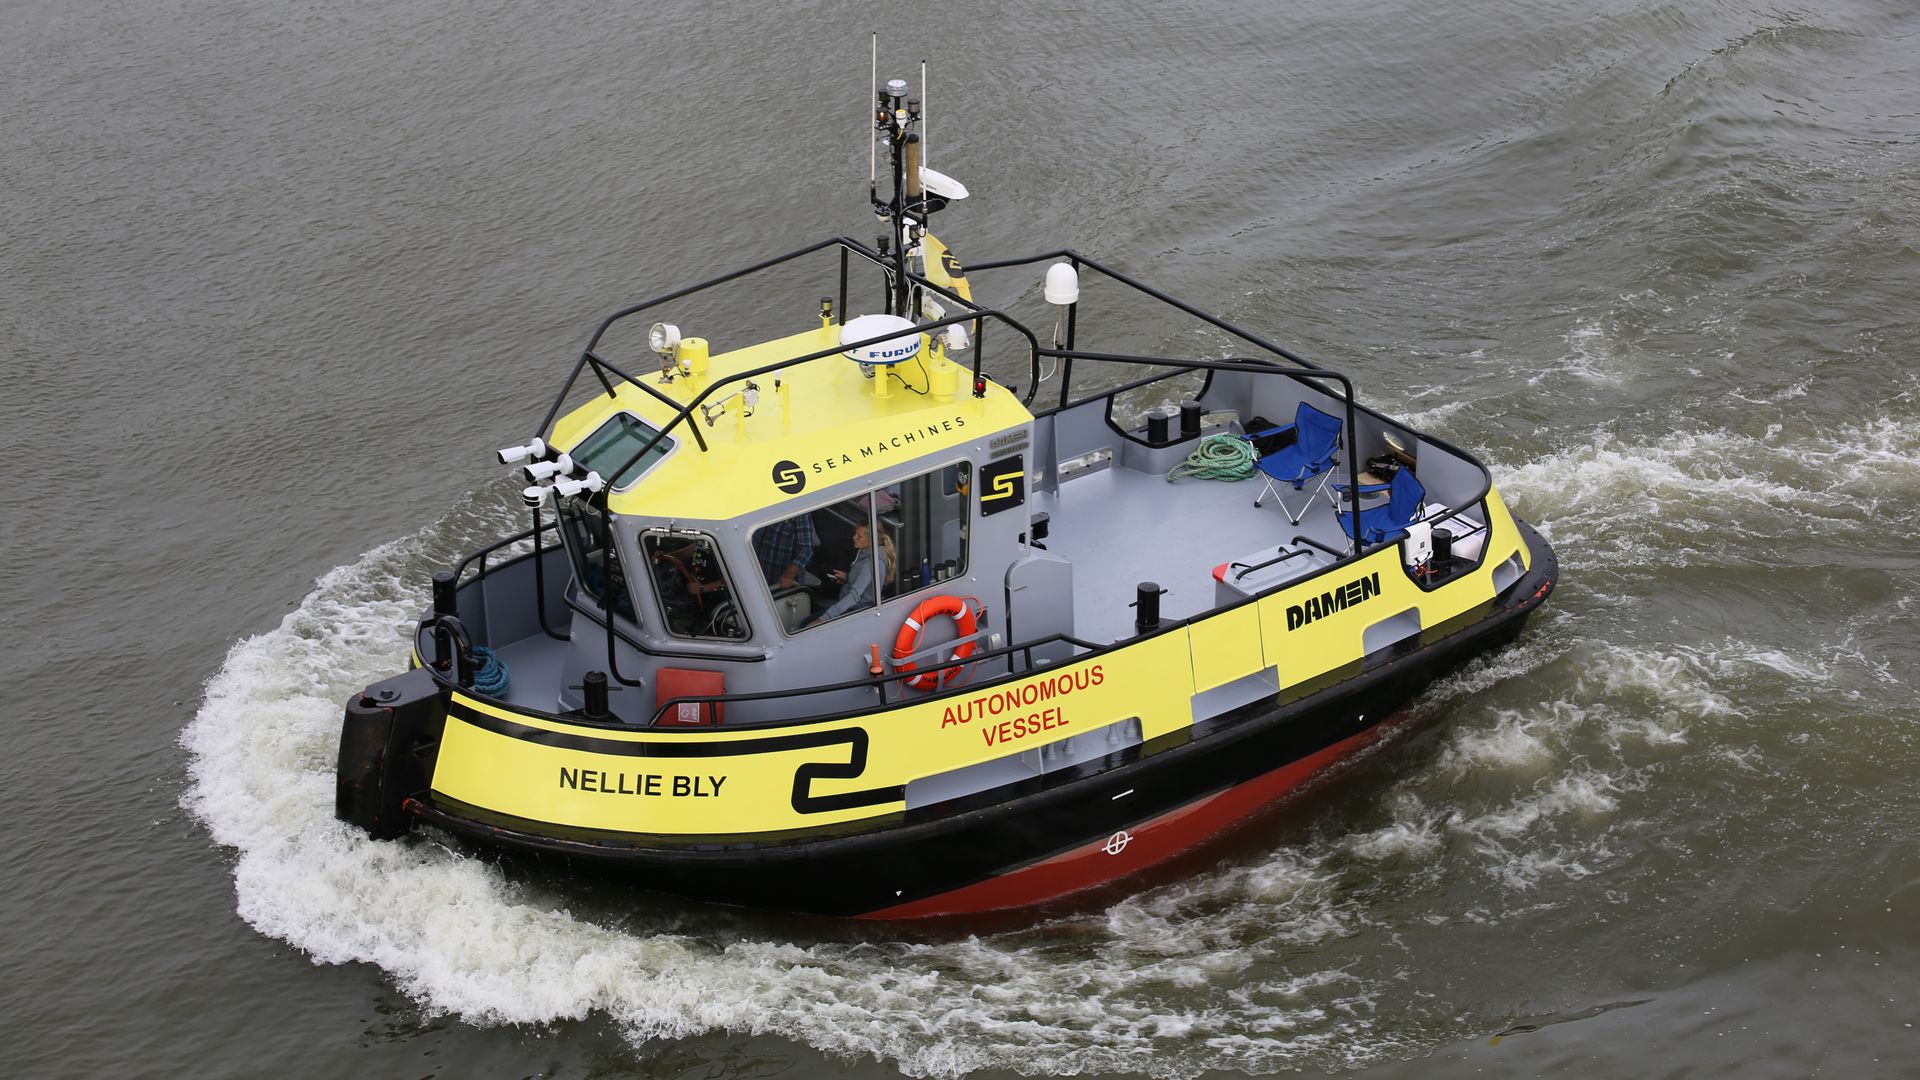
445, 238, 1502, 729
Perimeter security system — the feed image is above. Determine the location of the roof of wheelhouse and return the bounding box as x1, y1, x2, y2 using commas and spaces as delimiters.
547, 323, 1032, 521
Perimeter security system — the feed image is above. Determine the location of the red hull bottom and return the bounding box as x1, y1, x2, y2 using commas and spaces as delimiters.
863, 719, 1391, 919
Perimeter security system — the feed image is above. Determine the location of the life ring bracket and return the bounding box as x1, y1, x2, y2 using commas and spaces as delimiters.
890, 595, 983, 691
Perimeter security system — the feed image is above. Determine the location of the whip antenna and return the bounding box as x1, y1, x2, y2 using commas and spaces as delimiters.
920, 58, 928, 169
869, 32, 878, 196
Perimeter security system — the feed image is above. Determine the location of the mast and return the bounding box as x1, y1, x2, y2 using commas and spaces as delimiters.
879, 62, 944, 317
870, 49, 962, 321
873, 75, 919, 318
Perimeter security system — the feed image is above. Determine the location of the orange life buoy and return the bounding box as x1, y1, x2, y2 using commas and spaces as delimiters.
893, 595, 978, 690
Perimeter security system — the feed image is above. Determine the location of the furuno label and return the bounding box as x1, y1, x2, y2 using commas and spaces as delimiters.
1286, 571, 1382, 630
771, 459, 806, 493
979, 454, 1025, 516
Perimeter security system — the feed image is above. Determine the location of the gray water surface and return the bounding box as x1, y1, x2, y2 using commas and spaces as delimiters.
6, 1, 1919, 1077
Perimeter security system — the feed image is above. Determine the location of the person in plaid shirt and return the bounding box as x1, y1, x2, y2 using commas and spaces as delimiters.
754, 513, 817, 591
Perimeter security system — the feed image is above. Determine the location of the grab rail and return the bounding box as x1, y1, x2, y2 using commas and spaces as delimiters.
646, 631, 1108, 728
528, 238, 1047, 483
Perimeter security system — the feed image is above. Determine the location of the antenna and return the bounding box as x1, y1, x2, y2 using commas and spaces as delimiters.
869, 33, 878, 192
920, 58, 928, 169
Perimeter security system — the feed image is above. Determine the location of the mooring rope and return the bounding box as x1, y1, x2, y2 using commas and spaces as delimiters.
470, 645, 511, 696
1167, 433, 1257, 482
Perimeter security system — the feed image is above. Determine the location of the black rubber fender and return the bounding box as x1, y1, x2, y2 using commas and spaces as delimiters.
336, 667, 446, 839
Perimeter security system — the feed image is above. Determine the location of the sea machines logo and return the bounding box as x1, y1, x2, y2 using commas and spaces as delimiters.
1286, 571, 1382, 630
801, 414, 969, 476
979, 455, 1024, 516
771, 459, 806, 493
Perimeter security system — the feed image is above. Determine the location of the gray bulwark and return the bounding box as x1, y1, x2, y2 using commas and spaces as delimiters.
904, 716, 1145, 809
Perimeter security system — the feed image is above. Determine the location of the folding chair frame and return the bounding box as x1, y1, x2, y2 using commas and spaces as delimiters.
1256, 463, 1338, 526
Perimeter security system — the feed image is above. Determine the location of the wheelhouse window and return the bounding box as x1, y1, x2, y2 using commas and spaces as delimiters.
557, 496, 636, 621
752, 461, 970, 633
879, 462, 970, 598
571, 412, 674, 489
642, 531, 748, 640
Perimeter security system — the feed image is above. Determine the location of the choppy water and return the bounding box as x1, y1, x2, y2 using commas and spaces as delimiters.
6, 0, 1919, 1076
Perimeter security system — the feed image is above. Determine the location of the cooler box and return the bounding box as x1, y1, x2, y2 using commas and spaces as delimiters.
1423, 503, 1488, 561
655, 667, 725, 727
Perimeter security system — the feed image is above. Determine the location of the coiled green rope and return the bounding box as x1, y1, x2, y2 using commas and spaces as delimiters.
1167, 433, 1257, 482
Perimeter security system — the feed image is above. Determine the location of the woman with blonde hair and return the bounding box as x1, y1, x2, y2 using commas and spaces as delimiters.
809, 521, 893, 625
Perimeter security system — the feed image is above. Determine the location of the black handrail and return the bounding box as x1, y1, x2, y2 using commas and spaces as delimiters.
453, 519, 562, 585
1034, 348, 1366, 548
455, 235, 1508, 731
529, 503, 568, 641
598, 305, 1042, 490
582, 349, 704, 451
834, 237, 1045, 404
532, 236, 1057, 490
1292, 534, 1349, 560
536, 238, 1008, 446
964, 248, 1307, 368
537, 238, 852, 437
646, 632, 1109, 727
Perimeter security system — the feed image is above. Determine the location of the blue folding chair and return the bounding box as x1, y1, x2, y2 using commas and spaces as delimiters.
1337, 467, 1427, 548
1243, 402, 1344, 525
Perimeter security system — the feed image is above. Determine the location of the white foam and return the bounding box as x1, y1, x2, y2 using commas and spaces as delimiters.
182, 515, 1490, 1077
1730, 648, 1829, 683
1551, 318, 1621, 385
1455, 772, 1620, 841
1576, 644, 1735, 719
1497, 418, 1920, 571
1438, 708, 1558, 773
1347, 817, 1443, 861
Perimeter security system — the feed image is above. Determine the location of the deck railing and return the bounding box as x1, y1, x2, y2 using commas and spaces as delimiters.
453, 235, 1498, 728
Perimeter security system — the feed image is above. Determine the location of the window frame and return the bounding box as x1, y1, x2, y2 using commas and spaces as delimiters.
753, 456, 973, 638
555, 495, 641, 625
570, 411, 678, 491
638, 527, 753, 642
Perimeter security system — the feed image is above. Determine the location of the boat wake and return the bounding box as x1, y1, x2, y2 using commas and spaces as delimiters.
180, 402, 1909, 1075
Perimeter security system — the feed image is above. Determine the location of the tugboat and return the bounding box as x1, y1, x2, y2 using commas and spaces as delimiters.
336, 60, 1556, 919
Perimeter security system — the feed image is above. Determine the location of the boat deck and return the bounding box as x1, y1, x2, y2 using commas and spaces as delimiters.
489, 631, 573, 713
1038, 459, 1359, 643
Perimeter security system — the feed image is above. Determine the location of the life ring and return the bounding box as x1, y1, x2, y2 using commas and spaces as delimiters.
893, 595, 978, 690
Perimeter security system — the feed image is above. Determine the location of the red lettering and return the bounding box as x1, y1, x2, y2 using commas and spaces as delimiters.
950, 667, 1106, 739
979, 707, 1066, 747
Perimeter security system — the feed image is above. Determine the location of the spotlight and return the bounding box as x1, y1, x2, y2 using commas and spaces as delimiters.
648, 322, 681, 358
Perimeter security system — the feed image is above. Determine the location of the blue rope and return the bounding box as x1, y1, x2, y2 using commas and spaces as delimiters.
470, 645, 511, 696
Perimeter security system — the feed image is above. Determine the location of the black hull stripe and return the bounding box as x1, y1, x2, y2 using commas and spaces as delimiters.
451, 703, 860, 757
449, 705, 903, 812
416, 525, 1557, 914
